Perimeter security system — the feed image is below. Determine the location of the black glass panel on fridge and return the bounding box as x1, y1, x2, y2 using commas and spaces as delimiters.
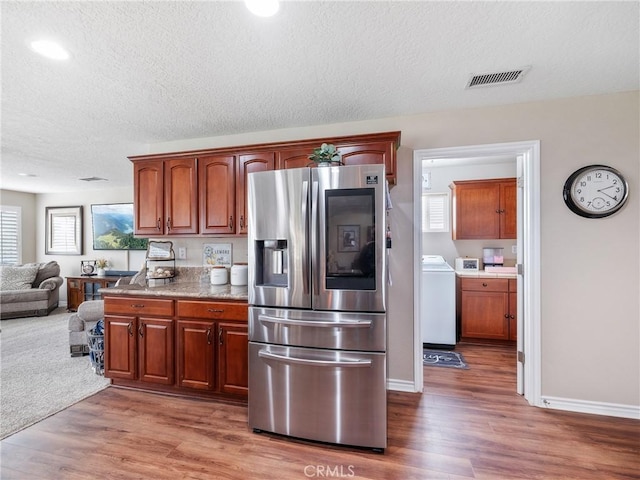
325, 188, 376, 291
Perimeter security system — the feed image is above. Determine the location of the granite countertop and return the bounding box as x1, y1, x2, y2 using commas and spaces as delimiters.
101, 282, 248, 301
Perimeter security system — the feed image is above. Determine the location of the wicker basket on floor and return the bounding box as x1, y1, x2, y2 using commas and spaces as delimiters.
87, 327, 104, 375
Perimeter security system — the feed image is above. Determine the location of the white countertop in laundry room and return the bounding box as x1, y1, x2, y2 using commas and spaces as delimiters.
455, 266, 517, 279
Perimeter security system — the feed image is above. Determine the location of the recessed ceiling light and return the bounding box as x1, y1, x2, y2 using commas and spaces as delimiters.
29, 40, 70, 60
245, 0, 279, 17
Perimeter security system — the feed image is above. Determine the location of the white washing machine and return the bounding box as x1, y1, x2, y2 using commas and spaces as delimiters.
421, 255, 456, 348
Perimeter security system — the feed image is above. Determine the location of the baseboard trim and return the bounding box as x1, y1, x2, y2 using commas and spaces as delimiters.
387, 378, 419, 393
540, 395, 640, 420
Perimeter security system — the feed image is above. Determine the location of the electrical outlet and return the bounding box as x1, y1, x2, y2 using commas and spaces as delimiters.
178, 247, 187, 259
512, 245, 517, 254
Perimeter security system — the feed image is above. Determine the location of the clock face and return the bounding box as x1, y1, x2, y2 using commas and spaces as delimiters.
563, 165, 628, 218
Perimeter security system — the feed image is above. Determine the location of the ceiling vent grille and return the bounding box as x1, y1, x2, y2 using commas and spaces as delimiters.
466, 66, 531, 89
79, 176, 108, 182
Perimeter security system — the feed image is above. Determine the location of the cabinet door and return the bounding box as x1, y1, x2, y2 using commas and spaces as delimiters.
177, 320, 215, 390
104, 315, 137, 380
461, 291, 509, 340
133, 160, 164, 235
199, 155, 236, 234
277, 148, 313, 170
500, 180, 517, 239
164, 158, 198, 234
451, 182, 501, 239
236, 152, 275, 235
337, 141, 395, 184
218, 323, 248, 396
138, 317, 174, 385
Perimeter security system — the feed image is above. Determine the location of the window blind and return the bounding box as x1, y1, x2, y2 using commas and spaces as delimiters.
422, 193, 450, 233
0, 206, 21, 265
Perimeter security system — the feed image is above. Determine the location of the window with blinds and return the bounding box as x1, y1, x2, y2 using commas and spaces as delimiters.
0, 206, 21, 265
422, 193, 450, 233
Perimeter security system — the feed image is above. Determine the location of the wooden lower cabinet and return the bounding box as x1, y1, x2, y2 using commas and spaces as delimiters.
218, 323, 249, 396
104, 296, 248, 401
459, 277, 517, 342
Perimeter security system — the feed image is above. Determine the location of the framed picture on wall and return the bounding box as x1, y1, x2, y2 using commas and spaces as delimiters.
91, 203, 148, 250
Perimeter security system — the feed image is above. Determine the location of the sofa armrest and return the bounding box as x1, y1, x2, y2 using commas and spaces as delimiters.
39, 276, 63, 291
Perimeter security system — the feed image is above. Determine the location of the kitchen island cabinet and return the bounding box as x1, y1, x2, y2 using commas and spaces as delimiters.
458, 277, 517, 342
104, 293, 248, 401
450, 178, 516, 240
104, 297, 175, 384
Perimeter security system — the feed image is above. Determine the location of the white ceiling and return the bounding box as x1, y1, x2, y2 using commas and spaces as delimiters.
1, 1, 638, 194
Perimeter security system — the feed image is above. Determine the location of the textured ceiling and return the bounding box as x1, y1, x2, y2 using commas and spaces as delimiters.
1, 1, 638, 193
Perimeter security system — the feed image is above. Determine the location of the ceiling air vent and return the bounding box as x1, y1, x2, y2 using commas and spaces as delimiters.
79, 176, 108, 182
466, 66, 531, 89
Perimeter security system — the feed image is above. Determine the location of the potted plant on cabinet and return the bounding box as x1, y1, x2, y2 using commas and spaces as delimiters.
95, 258, 109, 277
308, 143, 342, 167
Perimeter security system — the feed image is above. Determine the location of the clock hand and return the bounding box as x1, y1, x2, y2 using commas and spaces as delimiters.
597, 185, 615, 192
598, 190, 618, 201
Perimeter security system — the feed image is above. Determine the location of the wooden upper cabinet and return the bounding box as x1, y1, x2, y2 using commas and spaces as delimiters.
164, 158, 198, 234
500, 181, 517, 239
236, 152, 275, 235
132, 157, 198, 235
337, 141, 395, 184
450, 178, 517, 240
277, 148, 313, 170
199, 155, 236, 234
133, 160, 164, 235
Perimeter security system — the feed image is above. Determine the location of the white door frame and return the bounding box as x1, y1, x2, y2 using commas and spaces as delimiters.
413, 140, 541, 407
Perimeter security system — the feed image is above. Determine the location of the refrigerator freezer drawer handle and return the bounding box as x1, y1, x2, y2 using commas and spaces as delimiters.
258, 314, 372, 328
258, 350, 372, 367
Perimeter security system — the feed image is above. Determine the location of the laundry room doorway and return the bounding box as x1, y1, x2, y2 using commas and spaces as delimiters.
413, 141, 541, 407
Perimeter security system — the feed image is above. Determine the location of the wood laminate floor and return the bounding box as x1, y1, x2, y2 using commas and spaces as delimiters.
1, 343, 638, 479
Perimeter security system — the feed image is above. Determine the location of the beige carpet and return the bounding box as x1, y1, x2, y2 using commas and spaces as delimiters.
0, 307, 110, 439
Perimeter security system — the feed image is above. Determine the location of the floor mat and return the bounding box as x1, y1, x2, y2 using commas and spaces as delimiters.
423, 349, 469, 369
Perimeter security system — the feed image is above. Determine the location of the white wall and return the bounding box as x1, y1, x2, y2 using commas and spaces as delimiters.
29, 91, 639, 410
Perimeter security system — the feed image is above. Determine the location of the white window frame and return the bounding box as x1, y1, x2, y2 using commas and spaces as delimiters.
0, 205, 22, 265
421, 192, 450, 233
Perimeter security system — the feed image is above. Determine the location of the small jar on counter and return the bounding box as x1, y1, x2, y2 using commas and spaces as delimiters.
210, 266, 228, 285
230, 263, 248, 286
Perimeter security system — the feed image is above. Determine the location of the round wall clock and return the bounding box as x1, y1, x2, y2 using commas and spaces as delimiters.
563, 165, 629, 218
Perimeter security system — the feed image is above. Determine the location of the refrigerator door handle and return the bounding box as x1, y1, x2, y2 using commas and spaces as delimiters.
258, 349, 372, 368
258, 314, 372, 328
310, 180, 319, 295
301, 179, 309, 295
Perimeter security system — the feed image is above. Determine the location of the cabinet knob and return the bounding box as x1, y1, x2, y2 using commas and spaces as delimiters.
206, 328, 212, 345
229, 216, 233, 230
482, 282, 488, 287
219, 329, 223, 346
156, 218, 161, 231
207, 308, 224, 313
496, 209, 501, 214
240, 215, 245, 230
138, 324, 144, 337
128, 322, 133, 337
166, 217, 171, 232
510, 314, 515, 319
504, 314, 510, 319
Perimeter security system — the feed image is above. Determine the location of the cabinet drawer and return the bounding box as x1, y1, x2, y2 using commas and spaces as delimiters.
104, 297, 174, 317
460, 278, 509, 292
176, 300, 247, 321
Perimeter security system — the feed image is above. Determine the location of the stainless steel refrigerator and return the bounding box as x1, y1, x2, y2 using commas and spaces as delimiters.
247, 164, 388, 451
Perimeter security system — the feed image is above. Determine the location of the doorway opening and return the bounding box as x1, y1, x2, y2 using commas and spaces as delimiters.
412, 141, 541, 407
